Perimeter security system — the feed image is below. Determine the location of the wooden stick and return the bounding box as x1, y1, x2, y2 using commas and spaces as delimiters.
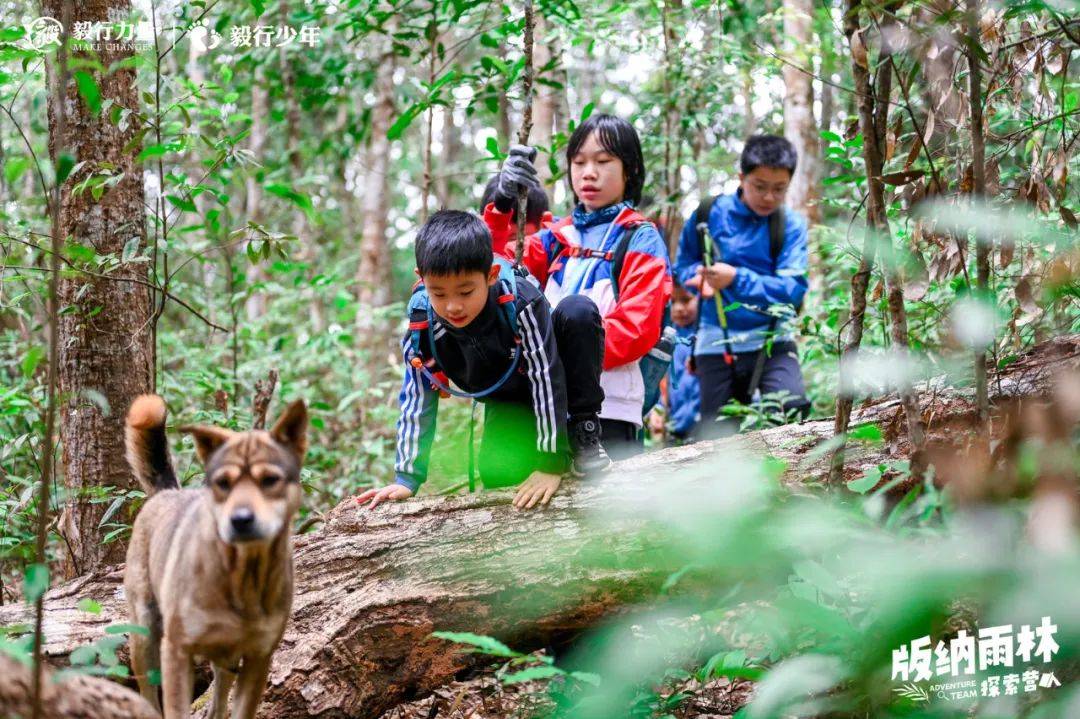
514, 0, 536, 264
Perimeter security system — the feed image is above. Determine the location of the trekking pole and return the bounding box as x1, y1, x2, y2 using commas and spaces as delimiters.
696, 218, 734, 366
514, 0, 536, 265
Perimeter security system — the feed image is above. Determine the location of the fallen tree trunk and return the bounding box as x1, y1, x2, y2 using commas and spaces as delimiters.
0, 653, 156, 719
3, 335, 1079, 717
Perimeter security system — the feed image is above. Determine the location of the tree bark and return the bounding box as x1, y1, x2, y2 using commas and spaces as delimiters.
831, 0, 926, 483
357, 33, 396, 314
7, 335, 1080, 717
0, 653, 157, 719
967, 0, 990, 430
782, 0, 822, 224
45, 0, 153, 578
244, 64, 269, 321
531, 14, 558, 186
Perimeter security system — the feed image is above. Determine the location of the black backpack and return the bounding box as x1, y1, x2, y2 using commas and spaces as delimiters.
695, 195, 786, 269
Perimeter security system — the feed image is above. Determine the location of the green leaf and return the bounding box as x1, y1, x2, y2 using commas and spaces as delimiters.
502, 665, 564, 684
105, 623, 150, 637
481, 56, 509, 74
97, 495, 126, 528
73, 71, 102, 115
4, 156, 29, 186
251, 0, 267, 15
264, 184, 313, 213
55, 153, 76, 184
387, 102, 425, 141
121, 235, 141, 263
148, 668, 162, 686
77, 598, 102, 614
819, 130, 843, 144
848, 423, 882, 442
20, 346, 44, 379
431, 631, 520, 658
69, 645, 98, 666
846, 465, 882, 494
580, 102, 595, 123
166, 195, 197, 213
23, 564, 49, 603
137, 143, 180, 162
485, 136, 503, 160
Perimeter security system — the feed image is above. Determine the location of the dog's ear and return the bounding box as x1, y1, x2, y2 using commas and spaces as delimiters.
179, 425, 235, 464
270, 399, 308, 461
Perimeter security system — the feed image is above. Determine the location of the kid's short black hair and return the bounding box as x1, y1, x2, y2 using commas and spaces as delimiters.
740, 135, 798, 176
565, 114, 645, 206
480, 175, 550, 226
415, 210, 494, 276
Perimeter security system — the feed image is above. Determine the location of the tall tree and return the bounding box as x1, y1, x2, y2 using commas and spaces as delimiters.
43, 0, 153, 576
831, 0, 926, 482
356, 32, 397, 316
782, 0, 822, 224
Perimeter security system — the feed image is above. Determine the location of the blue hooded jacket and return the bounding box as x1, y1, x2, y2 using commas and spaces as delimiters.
667, 324, 699, 437
674, 191, 808, 354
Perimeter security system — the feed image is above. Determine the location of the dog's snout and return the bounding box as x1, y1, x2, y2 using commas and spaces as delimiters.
230, 507, 256, 534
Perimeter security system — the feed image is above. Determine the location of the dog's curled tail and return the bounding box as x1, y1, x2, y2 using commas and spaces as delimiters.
125, 394, 179, 494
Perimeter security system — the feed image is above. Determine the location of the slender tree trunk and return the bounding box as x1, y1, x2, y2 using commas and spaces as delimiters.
967, 0, 990, 429
830, 0, 926, 482
420, 0, 438, 223
244, 65, 269, 321
436, 105, 461, 208
280, 1, 324, 332
741, 67, 757, 138
783, 0, 822, 224
357, 33, 396, 316
44, 0, 153, 577
531, 14, 558, 186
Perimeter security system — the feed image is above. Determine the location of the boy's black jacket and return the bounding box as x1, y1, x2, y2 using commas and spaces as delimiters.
394, 279, 570, 492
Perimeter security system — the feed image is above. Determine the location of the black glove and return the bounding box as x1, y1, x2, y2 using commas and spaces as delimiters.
493, 145, 540, 213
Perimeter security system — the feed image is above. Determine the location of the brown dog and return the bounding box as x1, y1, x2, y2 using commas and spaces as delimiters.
123, 394, 307, 718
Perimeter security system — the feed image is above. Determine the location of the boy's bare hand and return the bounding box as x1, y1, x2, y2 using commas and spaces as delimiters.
513, 471, 562, 510
356, 484, 414, 510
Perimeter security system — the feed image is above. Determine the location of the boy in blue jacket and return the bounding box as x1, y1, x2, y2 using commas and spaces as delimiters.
675, 135, 811, 438
357, 210, 608, 511
667, 280, 700, 441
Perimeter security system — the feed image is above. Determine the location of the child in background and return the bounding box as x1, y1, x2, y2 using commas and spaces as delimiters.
676, 135, 810, 437
357, 210, 608, 511
667, 280, 700, 442
482, 114, 673, 460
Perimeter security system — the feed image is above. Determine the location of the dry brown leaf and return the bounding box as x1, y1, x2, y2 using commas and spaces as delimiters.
999, 237, 1015, 269
872, 278, 884, 302
922, 109, 936, 147
1015, 276, 1038, 314
960, 164, 974, 194
1061, 206, 1078, 230
881, 170, 926, 186
851, 28, 869, 69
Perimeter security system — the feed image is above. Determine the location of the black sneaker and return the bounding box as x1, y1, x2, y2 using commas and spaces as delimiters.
569, 416, 612, 476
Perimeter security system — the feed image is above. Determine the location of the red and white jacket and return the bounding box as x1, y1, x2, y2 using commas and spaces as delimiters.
484, 201, 672, 426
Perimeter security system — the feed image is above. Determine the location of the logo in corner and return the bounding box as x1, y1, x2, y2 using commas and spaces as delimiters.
25, 16, 63, 49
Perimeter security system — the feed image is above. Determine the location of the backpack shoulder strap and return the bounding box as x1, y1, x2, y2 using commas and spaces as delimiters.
492, 257, 520, 337
694, 195, 717, 263
611, 220, 654, 301
768, 207, 786, 267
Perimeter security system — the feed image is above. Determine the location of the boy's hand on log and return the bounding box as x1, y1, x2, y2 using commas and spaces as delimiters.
702, 262, 737, 291
512, 471, 562, 510
356, 484, 414, 510
493, 145, 540, 212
